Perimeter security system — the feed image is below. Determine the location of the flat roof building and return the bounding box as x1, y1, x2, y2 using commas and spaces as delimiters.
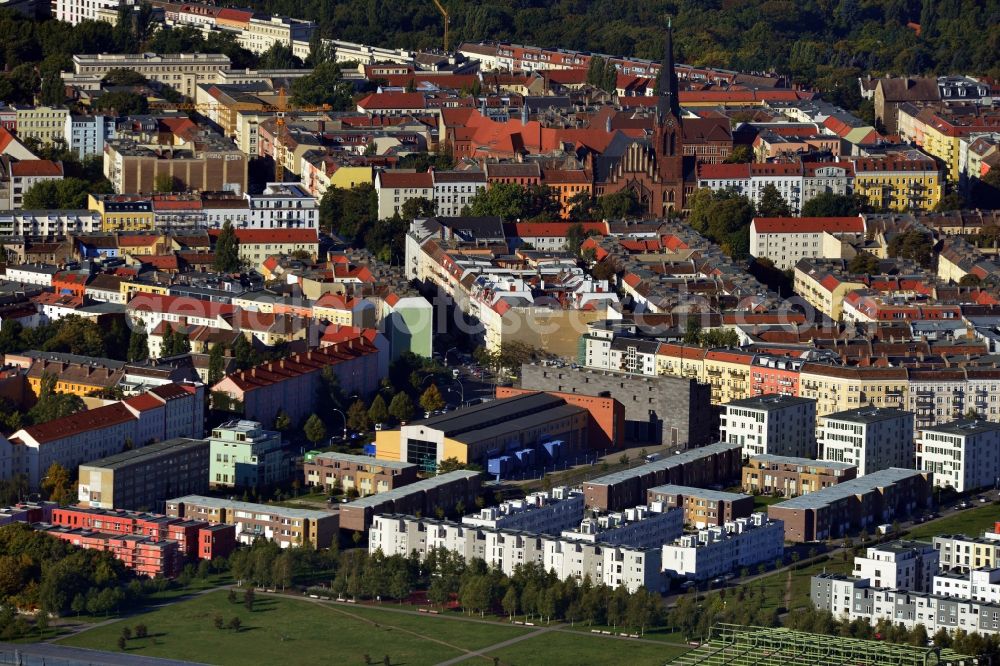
339, 469, 481, 533
917, 419, 1000, 493
304, 452, 419, 497
583, 441, 743, 512
647, 484, 755, 529
78, 437, 209, 512
819, 406, 915, 476
722, 394, 817, 459
165, 495, 338, 548
742, 454, 858, 498
768, 467, 933, 542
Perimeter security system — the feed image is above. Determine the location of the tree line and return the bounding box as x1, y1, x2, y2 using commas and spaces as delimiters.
327, 548, 665, 633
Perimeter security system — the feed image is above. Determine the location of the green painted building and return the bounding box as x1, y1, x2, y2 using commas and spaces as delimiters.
208, 420, 287, 490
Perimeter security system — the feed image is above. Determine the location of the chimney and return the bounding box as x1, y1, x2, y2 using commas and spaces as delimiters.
605, 115, 612, 133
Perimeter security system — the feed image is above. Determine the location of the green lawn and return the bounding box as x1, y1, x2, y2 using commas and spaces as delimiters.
906, 504, 999, 540
752, 495, 783, 512
61, 591, 480, 665
485, 631, 689, 666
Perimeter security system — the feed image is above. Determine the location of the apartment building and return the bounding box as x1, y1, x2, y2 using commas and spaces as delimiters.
1, 159, 64, 209
560, 504, 684, 549
166, 495, 339, 548
933, 534, 1000, 573
339, 470, 482, 533
661, 513, 785, 581
917, 419, 1000, 493
583, 442, 743, 512
14, 107, 69, 146
742, 455, 858, 497
104, 137, 248, 195
53, 0, 118, 24
934, 568, 1000, 604
68, 53, 231, 98
721, 394, 817, 459
78, 437, 210, 511
646, 484, 754, 529
375, 170, 433, 219
48, 506, 235, 562
370, 514, 663, 593
812, 573, 1000, 637
211, 337, 382, 428
749, 216, 865, 269
232, 229, 318, 270
431, 170, 487, 217
64, 114, 112, 159
38, 526, 183, 578
208, 420, 286, 490
461, 487, 584, 534
849, 155, 943, 211
0, 210, 101, 236
768, 468, 933, 542
853, 540, 939, 592
819, 406, 915, 476
303, 452, 418, 497
235, 16, 315, 55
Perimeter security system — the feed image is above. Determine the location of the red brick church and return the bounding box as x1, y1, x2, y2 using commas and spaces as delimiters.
593, 25, 693, 215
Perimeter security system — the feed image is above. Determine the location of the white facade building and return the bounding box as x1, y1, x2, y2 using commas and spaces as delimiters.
660, 513, 785, 581
749, 216, 865, 270
370, 513, 663, 592
376, 170, 434, 220
722, 394, 817, 459
461, 486, 584, 534
64, 115, 112, 159
934, 568, 1000, 604
431, 170, 486, 218
560, 505, 684, 549
819, 406, 915, 476
246, 182, 319, 229
0, 210, 101, 236
2, 264, 59, 288
853, 540, 939, 592
917, 419, 1000, 493
52, 0, 117, 25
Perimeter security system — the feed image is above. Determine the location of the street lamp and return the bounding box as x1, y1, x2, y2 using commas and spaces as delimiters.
329, 408, 347, 442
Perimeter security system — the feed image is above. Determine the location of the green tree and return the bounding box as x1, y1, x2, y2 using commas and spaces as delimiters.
290, 62, 353, 109
232, 335, 257, 371
213, 221, 242, 273
127, 323, 148, 362
207, 342, 226, 384
368, 394, 389, 426
346, 399, 371, 432
399, 197, 436, 220
388, 392, 415, 423
756, 184, 792, 217
274, 410, 291, 432
724, 145, 753, 163
303, 414, 327, 446
22, 178, 108, 210
102, 68, 147, 86
153, 173, 177, 193
502, 585, 518, 620
848, 252, 880, 274
887, 229, 934, 267
40, 462, 73, 505
801, 192, 864, 217
688, 188, 755, 259
419, 384, 446, 414
465, 183, 559, 222
93, 90, 149, 115
257, 43, 300, 70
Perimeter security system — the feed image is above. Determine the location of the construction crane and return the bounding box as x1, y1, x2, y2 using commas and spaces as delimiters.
150, 89, 331, 183
432, 0, 450, 52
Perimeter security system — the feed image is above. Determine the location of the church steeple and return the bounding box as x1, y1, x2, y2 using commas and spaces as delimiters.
657, 18, 681, 121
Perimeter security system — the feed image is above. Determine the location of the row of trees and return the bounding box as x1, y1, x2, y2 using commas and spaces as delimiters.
0, 315, 130, 360
330, 548, 665, 633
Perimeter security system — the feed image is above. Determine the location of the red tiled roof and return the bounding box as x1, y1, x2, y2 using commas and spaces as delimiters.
356, 93, 427, 110
127, 293, 234, 319
752, 217, 864, 234
123, 392, 164, 413
514, 222, 607, 237
232, 229, 318, 244
377, 171, 433, 188
149, 383, 193, 401
16, 403, 135, 444
10, 160, 63, 177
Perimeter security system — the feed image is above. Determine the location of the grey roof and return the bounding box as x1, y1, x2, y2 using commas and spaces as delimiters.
20, 350, 125, 370
168, 495, 335, 520
921, 418, 1000, 437
725, 394, 815, 411
343, 470, 480, 510
748, 454, 856, 471
771, 467, 925, 510
76, 302, 127, 315
81, 438, 207, 470
586, 441, 742, 487
823, 406, 912, 424
313, 451, 416, 470
413, 392, 568, 437
647, 484, 751, 502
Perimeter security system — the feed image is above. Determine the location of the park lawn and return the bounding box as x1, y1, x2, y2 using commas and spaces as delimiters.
906, 504, 999, 540
484, 630, 690, 666
333, 604, 531, 650
752, 495, 783, 512
60, 591, 485, 665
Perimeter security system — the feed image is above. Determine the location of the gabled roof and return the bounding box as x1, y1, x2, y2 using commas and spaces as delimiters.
15, 403, 135, 444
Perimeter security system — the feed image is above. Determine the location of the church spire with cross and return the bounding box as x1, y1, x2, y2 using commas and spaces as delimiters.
657, 17, 681, 121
